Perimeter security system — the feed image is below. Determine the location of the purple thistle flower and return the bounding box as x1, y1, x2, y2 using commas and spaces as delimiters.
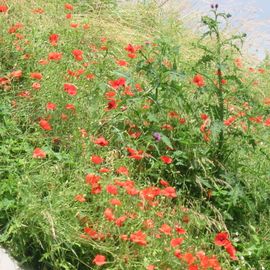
153, 132, 161, 141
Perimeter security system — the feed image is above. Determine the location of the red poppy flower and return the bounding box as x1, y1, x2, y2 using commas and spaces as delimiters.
161, 124, 173, 130
140, 187, 160, 201
170, 238, 184, 247
168, 111, 179, 118
109, 198, 122, 206
70, 23, 79, 28
161, 187, 177, 198
92, 255, 106, 266
105, 99, 117, 111
106, 185, 118, 195
32, 8, 44, 14
159, 223, 172, 235
108, 77, 126, 89
74, 194, 86, 202
17, 91, 31, 98
30, 72, 42, 80
38, 59, 48, 65
120, 234, 128, 241
182, 253, 195, 265
11, 70, 22, 79
125, 186, 139, 196
104, 208, 115, 221
175, 226, 186, 234
263, 97, 270, 105
86, 73, 95, 80
46, 102, 57, 111
78, 129, 87, 138
258, 68, 265, 74
130, 230, 147, 246
225, 242, 237, 260
64, 3, 74, 10
193, 74, 205, 87
0, 5, 8, 13
85, 174, 100, 185
64, 83, 77, 96
221, 79, 227, 84
72, 49, 83, 61
84, 227, 99, 239
32, 82, 41, 90
49, 34, 59, 46
65, 103, 75, 111
61, 113, 68, 120
90, 155, 103, 165
115, 179, 134, 188
200, 113, 208, 120
39, 119, 52, 131
159, 179, 169, 187
100, 45, 108, 51
128, 53, 137, 59
182, 215, 190, 223
235, 58, 242, 68
127, 147, 144, 160
224, 116, 236, 126
94, 137, 109, 146
91, 184, 102, 194
124, 43, 141, 53
67, 69, 84, 77
116, 166, 129, 176
214, 232, 229, 246
124, 86, 134, 96
160, 155, 173, 164
146, 265, 156, 270
66, 13, 72, 19
174, 249, 182, 259
264, 118, 270, 126
104, 92, 115, 101
179, 118, 186, 124
99, 167, 110, 173
249, 116, 263, 123
83, 23, 90, 30
8, 23, 24, 34
143, 219, 154, 229
33, 148, 46, 159
115, 216, 127, 227
48, 52, 62, 61
116, 59, 128, 66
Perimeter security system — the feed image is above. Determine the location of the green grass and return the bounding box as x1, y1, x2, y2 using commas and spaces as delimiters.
0, 0, 270, 269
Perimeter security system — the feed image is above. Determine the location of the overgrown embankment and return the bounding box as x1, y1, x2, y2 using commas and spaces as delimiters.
0, 1, 270, 269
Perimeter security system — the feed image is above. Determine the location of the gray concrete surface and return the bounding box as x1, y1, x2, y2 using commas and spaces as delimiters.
0, 247, 21, 270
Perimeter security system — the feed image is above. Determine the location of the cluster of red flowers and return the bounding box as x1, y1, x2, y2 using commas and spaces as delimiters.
8, 2, 270, 269
0, 5, 8, 13
193, 74, 205, 88
214, 232, 237, 261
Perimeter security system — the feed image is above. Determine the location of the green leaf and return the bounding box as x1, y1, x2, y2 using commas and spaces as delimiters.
210, 121, 224, 141
160, 133, 173, 149
147, 113, 159, 123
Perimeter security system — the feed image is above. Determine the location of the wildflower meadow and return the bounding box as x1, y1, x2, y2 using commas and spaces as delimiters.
0, 1, 270, 269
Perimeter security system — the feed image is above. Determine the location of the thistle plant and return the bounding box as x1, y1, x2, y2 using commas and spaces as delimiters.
195, 4, 246, 174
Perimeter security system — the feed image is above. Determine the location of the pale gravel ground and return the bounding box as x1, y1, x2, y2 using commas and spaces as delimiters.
0, 248, 21, 270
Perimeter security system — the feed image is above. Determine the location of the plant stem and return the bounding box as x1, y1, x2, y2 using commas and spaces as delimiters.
215, 12, 225, 168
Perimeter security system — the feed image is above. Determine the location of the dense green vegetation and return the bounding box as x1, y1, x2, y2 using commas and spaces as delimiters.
0, 1, 269, 269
